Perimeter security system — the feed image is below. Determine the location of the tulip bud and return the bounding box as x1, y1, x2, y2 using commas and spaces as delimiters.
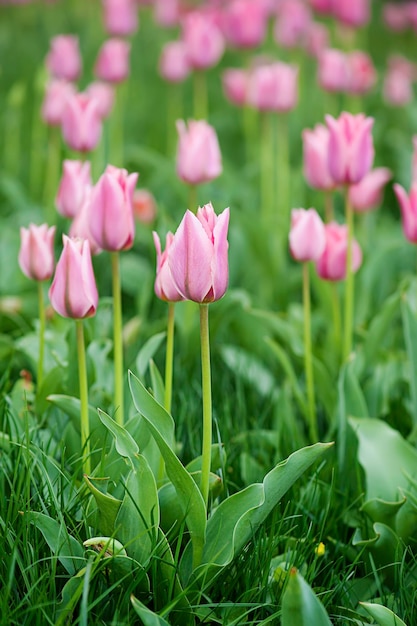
45, 34, 82, 82
333, 0, 370, 28
349, 167, 392, 212
133, 189, 157, 224
159, 41, 190, 84
289, 208, 326, 262
176, 120, 222, 185
223, 0, 269, 49
85, 81, 115, 119
56, 159, 92, 219
316, 222, 362, 281
394, 183, 417, 243
18, 224, 56, 282
317, 49, 349, 93
102, 0, 138, 36
302, 123, 336, 191
153, 232, 184, 302
41, 79, 76, 127
247, 61, 298, 112
222, 68, 248, 107
94, 39, 131, 84
49, 236, 98, 319
69, 189, 102, 255
182, 11, 225, 70
61, 92, 102, 153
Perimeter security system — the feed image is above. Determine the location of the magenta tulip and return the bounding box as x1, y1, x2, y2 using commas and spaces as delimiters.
49, 236, 98, 319
168, 202, 229, 303
316, 222, 363, 281
349, 167, 392, 212
45, 35, 82, 82
56, 159, 92, 219
61, 92, 102, 153
302, 123, 337, 191
181, 11, 225, 70
94, 39, 131, 84
159, 41, 190, 83
41, 79, 76, 127
176, 120, 222, 185
289, 208, 326, 262
153, 232, 184, 302
223, 0, 268, 49
88, 165, 138, 251
325, 112, 374, 185
19, 224, 56, 282
394, 183, 417, 243
247, 61, 298, 112
102, 0, 138, 36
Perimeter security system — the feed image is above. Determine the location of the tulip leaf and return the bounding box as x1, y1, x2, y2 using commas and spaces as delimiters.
401, 292, 417, 427
47, 394, 101, 435
281, 567, 332, 626
128, 371, 206, 567
130, 595, 171, 626
83, 475, 122, 537
359, 602, 407, 626
349, 417, 417, 501
337, 360, 368, 473
98, 408, 139, 463
149, 359, 165, 408
136, 331, 166, 379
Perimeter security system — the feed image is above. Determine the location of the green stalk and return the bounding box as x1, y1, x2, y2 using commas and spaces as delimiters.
199, 303, 212, 512
324, 190, 334, 223
261, 111, 274, 224
43, 125, 61, 223
276, 112, 290, 236
111, 251, 124, 426
168, 83, 183, 156
188, 183, 198, 213
303, 262, 318, 443
111, 81, 127, 167
37, 282, 46, 389
193, 70, 208, 120
331, 283, 342, 364
76, 319, 91, 475
343, 188, 355, 361
164, 302, 175, 415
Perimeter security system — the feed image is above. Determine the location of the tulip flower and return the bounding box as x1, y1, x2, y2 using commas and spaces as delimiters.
302, 123, 336, 192
45, 35, 82, 82
317, 49, 349, 93
19, 223, 56, 282
41, 79, 76, 127
159, 41, 190, 84
56, 159, 92, 219
289, 208, 326, 262
349, 167, 392, 212
94, 39, 131, 84
61, 92, 102, 153
223, 0, 269, 49
274, 0, 312, 50
412, 137, 417, 184
383, 3, 409, 32
154, 0, 181, 28
346, 51, 377, 95
133, 189, 157, 224
168, 202, 229, 303
304, 21, 329, 59
85, 81, 115, 119
325, 112, 374, 185
383, 56, 416, 107
69, 189, 102, 255
394, 183, 417, 243
176, 120, 222, 186
333, 0, 370, 28
153, 232, 184, 303
247, 61, 298, 112
222, 68, 248, 107
102, 0, 138, 36
181, 11, 225, 71
315, 222, 363, 281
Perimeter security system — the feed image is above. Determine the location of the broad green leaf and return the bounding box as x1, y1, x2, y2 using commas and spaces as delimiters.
130, 596, 171, 626
350, 417, 417, 501
182, 443, 332, 585
83, 475, 122, 536
98, 408, 139, 463
27, 512, 85, 575
361, 497, 405, 529
47, 394, 101, 435
281, 567, 332, 626
401, 293, 417, 426
360, 602, 407, 626
129, 371, 206, 567
149, 359, 166, 407
396, 488, 417, 541
363, 290, 401, 367
337, 361, 368, 472
136, 332, 166, 379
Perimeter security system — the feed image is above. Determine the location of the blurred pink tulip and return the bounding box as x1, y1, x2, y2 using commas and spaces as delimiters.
394, 183, 417, 243
274, 0, 312, 49
49, 236, 98, 319
154, 0, 181, 28
45, 35, 82, 81
69, 189, 102, 255
61, 92, 102, 153
56, 159, 92, 219
349, 167, 392, 212
325, 112, 374, 185
316, 222, 363, 281
168, 202, 230, 303
302, 123, 336, 191
85, 81, 115, 119
333, 0, 370, 28
383, 3, 409, 31
223, 0, 268, 49
304, 21, 329, 58
346, 51, 377, 95
307, 0, 333, 15
133, 189, 157, 224
412, 137, 417, 183
41, 79, 76, 126
317, 48, 349, 93
222, 68, 248, 107
153, 231, 184, 302
95, 39, 130, 84
102, 0, 138, 36
88, 165, 138, 251
19, 224, 56, 282
289, 208, 326, 262
159, 41, 190, 83
176, 119, 222, 185
247, 61, 298, 112
182, 11, 225, 70
383, 56, 416, 106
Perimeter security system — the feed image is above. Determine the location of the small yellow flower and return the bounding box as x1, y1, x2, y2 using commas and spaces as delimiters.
315, 542, 326, 557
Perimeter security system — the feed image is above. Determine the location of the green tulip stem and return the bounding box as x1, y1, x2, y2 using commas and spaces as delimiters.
303, 262, 318, 443
261, 111, 274, 224
168, 84, 182, 156
76, 319, 91, 476
331, 283, 342, 363
343, 188, 355, 361
189, 183, 198, 213
324, 190, 334, 223
277, 112, 290, 236
193, 69, 208, 121
164, 302, 175, 415
111, 251, 124, 426
37, 282, 46, 389
199, 303, 212, 512
43, 125, 61, 223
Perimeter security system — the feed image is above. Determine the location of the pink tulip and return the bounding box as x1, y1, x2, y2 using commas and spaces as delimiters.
167, 202, 229, 303
302, 123, 336, 191
49, 236, 98, 319
325, 112, 374, 185
154, 0, 181, 28
247, 61, 298, 112
304, 21, 329, 59
56, 159, 92, 219
346, 51, 377, 95
394, 183, 417, 243
317, 48, 349, 93
133, 189, 157, 224
222, 68, 248, 107
94, 39, 131, 84
289, 208, 326, 262
159, 41, 190, 83
412, 137, 417, 184
85, 81, 115, 119
102, 0, 138, 36
274, 0, 312, 49
152, 232, 184, 302
69, 189, 102, 255
383, 56, 416, 107
332, 0, 370, 28
349, 167, 392, 212
383, 3, 409, 32
41, 79, 76, 127
316, 222, 363, 281
308, 0, 333, 15
19, 224, 56, 282
182, 11, 225, 70
45, 35, 82, 82
223, 0, 268, 49
176, 119, 222, 185
61, 92, 102, 153
88, 165, 138, 251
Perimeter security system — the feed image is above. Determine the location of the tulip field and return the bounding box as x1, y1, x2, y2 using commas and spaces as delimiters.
3, 0, 417, 624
